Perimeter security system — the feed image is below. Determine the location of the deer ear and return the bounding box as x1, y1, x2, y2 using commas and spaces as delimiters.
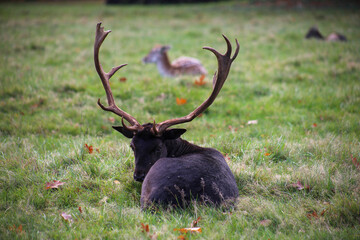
163, 128, 186, 140
112, 126, 134, 138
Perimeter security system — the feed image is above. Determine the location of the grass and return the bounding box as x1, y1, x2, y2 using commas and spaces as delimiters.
0, 1, 360, 239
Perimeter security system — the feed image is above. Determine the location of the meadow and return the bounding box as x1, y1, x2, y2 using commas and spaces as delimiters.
0, 1, 359, 239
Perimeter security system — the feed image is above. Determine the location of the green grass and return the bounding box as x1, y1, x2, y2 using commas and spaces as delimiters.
1, 1, 360, 239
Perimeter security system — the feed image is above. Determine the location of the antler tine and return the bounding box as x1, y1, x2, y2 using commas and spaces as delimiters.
94, 22, 142, 129
156, 35, 239, 133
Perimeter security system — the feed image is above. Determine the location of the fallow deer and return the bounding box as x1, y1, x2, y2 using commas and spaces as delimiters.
142, 45, 207, 77
94, 23, 239, 208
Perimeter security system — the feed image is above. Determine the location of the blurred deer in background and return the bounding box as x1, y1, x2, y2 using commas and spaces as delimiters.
94, 23, 239, 209
142, 45, 207, 77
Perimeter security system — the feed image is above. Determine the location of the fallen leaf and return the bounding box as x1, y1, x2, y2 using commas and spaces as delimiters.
119, 77, 127, 82
312, 123, 317, 127
320, 209, 326, 216
46, 180, 65, 190
178, 235, 187, 240
290, 181, 304, 190
113, 180, 121, 185
264, 152, 271, 156
108, 117, 115, 123
141, 223, 149, 233
191, 216, 201, 228
176, 98, 187, 105
194, 75, 206, 86
78, 206, 82, 214
228, 125, 238, 132
9, 224, 23, 234
61, 212, 73, 222
259, 219, 272, 227
351, 155, 360, 169
247, 120, 258, 125
306, 211, 319, 220
84, 144, 93, 154
224, 154, 231, 162
174, 227, 202, 233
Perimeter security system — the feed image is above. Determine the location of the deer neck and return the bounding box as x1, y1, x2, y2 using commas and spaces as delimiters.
156, 52, 175, 77
165, 138, 203, 157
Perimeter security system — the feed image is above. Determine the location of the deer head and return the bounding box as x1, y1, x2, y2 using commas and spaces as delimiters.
142, 45, 171, 64
94, 22, 239, 182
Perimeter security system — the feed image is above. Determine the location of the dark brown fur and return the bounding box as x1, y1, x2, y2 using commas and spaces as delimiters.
113, 123, 239, 209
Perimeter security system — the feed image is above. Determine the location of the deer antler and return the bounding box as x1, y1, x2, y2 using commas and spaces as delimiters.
94, 22, 143, 131
155, 35, 239, 134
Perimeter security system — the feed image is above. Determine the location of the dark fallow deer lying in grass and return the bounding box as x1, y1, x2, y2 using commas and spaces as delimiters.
142, 45, 207, 77
94, 23, 239, 209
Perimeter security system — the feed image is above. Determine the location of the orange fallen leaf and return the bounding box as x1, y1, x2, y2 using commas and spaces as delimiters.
46, 180, 65, 190
84, 144, 93, 154
176, 98, 187, 105
174, 227, 202, 233
119, 77, 127, 82
264, 152, 271, 156
312, 123, 317, 127
9, 224, 23, 234
178, 235, 187, 240
141, 223, 149, 233
194, 75, 206, 86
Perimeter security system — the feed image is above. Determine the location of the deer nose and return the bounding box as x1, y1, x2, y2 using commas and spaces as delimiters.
134, 173, 145, 182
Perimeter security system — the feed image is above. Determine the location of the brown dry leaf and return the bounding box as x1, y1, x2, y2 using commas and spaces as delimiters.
45, 180, 65, 190
306, 211, 319, 220
78, 206, 82, 214
61, 212, 73, 222
119, 77, 127, 82
259, 219, 272, 227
